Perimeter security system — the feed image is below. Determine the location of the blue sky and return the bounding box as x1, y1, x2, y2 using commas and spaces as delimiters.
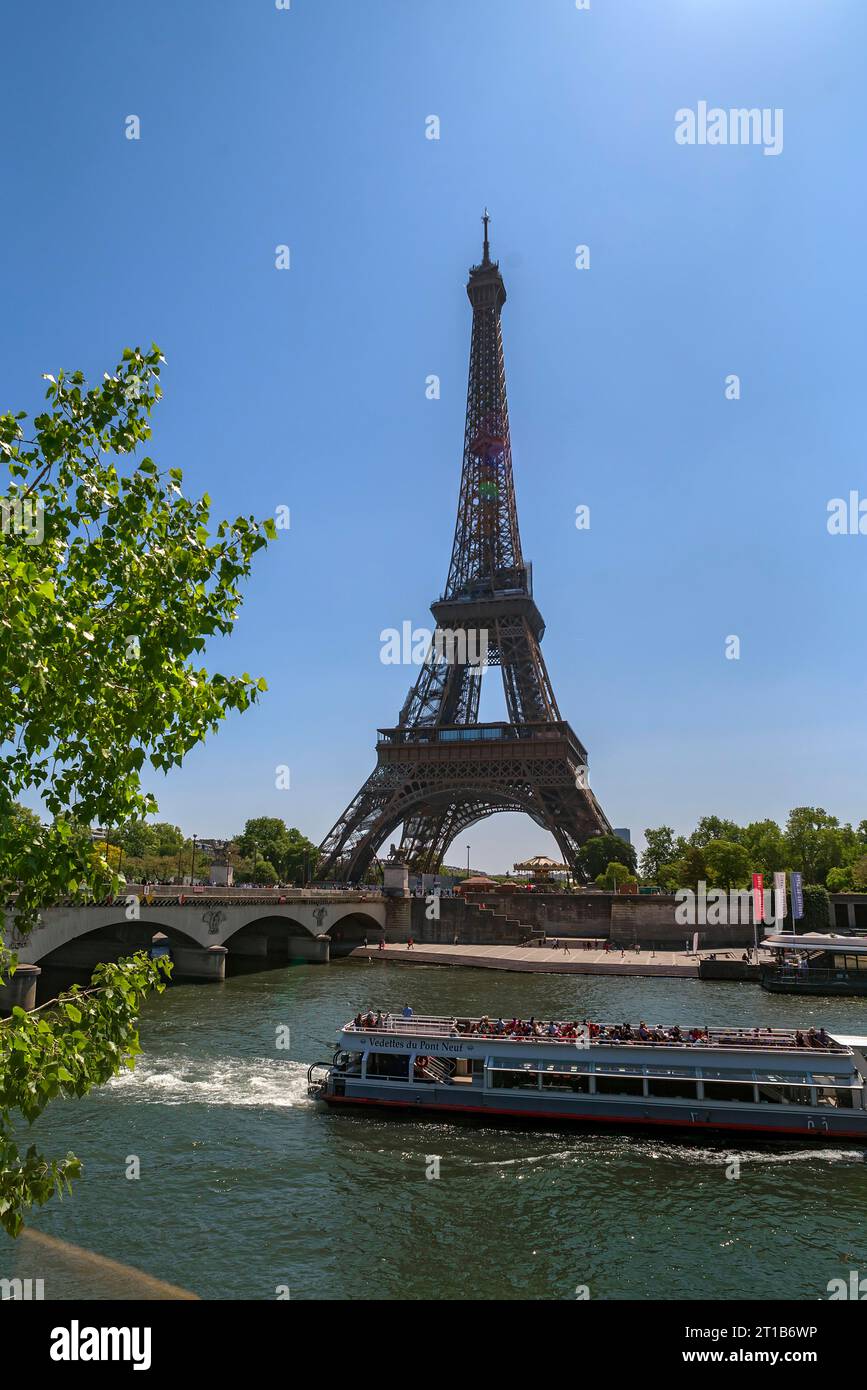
3, 0, 866, 871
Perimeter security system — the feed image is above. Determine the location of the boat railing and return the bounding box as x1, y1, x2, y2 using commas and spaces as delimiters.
346, 1016, 458, 1036
341, 1016, 847, 1053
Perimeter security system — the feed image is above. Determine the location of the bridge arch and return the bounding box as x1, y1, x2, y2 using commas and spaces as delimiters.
32, 918, 203, 1002
323, 910, 384, 957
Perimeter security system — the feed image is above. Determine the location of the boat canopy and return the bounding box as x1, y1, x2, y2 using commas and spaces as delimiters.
764, 934, 867, 953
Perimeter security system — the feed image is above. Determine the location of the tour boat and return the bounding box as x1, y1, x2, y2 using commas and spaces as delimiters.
307, 1013, 867, 1140
761, 933, 867, 997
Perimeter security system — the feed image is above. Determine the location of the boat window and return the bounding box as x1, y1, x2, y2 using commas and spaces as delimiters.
647, 1076, 699, 1100
813, 1076, 855, 1109
701, 1068, 755, 1081
645, 1066, 698, 1078
755, 1072, 809, 1084
594, 1074, 644, 1097
491, 1069, 539, 1090
541, 1067, 590, 1094
703, 1081, 756, 1104
366, 1052, 411, 1080
337, 1051, 363, 1074
756, 1082, 814, 1106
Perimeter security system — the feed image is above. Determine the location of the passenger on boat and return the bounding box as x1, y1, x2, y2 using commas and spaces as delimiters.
402, 1003, 414, 1018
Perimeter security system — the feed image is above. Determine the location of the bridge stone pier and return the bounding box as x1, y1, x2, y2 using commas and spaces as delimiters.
2, 889, 391, 1005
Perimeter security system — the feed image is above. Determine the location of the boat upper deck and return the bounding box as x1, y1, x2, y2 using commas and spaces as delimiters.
342, 1014, 849, 1056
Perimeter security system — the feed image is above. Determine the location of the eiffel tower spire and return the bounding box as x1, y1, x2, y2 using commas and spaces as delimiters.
316, 221, 611, 882
445, 214, 523, 601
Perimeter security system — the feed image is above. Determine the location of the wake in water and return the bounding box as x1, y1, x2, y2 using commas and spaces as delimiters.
103, 1056, 314, 1109
453, 1142, 866, 1170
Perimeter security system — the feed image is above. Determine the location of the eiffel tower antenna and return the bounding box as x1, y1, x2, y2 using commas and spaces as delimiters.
316, 222, 611, 882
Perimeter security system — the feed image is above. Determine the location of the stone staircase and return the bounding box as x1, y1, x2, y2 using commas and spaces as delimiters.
414, 895, 531, 945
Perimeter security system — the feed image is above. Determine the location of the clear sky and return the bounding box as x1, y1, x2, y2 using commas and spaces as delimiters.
3, 0, 866, 871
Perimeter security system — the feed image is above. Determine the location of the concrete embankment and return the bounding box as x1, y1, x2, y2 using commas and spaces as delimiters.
354, 942, 704, 978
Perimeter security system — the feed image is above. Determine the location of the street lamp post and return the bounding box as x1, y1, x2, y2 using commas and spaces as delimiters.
190, 835, 198, 885
252, 842, 258, 887
466, 845, 471, 880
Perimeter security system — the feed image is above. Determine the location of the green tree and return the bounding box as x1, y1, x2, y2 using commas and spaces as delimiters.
282, 828, 319, 884
110, 820, 184, 861
689, 816, 742, 848
578, 834, 637, 881
236, 818, 291, 874
234, 857, 278, 886
704, 839, 751, 890
826, 866, 855, 893
640, 826, 679, 883
0, 346, 273, 1233
656, 862, 683, 894
594, 861, 636, 891
784, 808, 846, 885
852, 855, 867, 891
235, 819, 318, 883
673, 846, 708, 893
801, 885, 831, 932
114, 821, 158, 859
740, 820, 787, 877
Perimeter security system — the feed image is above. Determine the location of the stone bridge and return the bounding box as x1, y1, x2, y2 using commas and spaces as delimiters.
2, 889, 394, 1007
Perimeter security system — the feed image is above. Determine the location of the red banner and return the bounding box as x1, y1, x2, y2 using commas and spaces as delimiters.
752, 872, 765, 925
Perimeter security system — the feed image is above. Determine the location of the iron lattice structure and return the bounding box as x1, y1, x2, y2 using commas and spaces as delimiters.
317, 217, 611, 881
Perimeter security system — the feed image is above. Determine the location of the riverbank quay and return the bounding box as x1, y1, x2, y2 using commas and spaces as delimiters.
350, 942, 770, 978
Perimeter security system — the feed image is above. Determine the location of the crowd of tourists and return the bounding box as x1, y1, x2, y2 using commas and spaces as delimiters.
349, 1011, 834, 1050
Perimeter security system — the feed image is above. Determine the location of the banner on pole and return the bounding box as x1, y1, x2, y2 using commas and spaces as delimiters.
773, 871, 787, 928
791, 870, 804, 923
752, 872, 765, 926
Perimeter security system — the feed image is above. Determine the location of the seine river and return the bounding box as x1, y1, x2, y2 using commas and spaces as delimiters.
9, 962, 867, 1301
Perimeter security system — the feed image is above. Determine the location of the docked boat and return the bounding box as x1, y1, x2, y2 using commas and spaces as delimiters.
307, 1012, 867, 1140
761, 933, 867, 996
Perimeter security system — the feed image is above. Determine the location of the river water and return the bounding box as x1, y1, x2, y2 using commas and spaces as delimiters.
9, 961, 867, 1301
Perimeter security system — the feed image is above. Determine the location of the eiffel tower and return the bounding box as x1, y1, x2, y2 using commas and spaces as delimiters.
317, 215, 611, 882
